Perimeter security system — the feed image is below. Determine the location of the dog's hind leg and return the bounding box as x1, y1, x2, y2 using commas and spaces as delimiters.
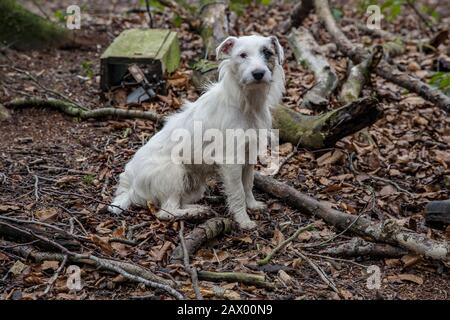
108, 172, 133, 214
156, 194, 209, 220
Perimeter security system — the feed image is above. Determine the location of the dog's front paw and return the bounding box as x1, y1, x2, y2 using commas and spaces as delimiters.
238, 219, 257, 230
247, 200, 267, 211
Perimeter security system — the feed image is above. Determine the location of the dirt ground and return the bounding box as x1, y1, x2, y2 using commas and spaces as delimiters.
0, 0, 449, 300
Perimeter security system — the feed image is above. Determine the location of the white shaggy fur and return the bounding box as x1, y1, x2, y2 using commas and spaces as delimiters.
108, 35, 285, 229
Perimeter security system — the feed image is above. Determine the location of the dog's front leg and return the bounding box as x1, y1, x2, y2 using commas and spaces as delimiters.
242, 164, 267, 210
220, 165, 257, 230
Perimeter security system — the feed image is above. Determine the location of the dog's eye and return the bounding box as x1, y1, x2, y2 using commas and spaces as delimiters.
239, 52, 247, 59
263, 48, 273, 59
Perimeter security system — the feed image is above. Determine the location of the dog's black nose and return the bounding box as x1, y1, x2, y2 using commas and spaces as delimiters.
252, 70, 265, 81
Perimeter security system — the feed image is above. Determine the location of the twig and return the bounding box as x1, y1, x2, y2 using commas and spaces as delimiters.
43, 255, 68, 295
406, 0, 435, 34
87, 255, 184, 299
179, 221, 203, 300
9, 67, 85, 109
295, 249, 342, 296
144, 0, 153, 28
197, 271, 274, 289
33, 175, 39, 202
257, 222, 316, 266
109, 237, 137, 246
0, 215, 88, 241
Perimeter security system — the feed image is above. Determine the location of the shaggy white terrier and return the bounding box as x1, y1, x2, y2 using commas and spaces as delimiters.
108, 35, 285, 229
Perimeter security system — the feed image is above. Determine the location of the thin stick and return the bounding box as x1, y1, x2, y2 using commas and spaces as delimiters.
33, 175, 39, 202
179, 221, 203, 300
296, 249, 342, 296
87, 255, 184, 300
43, 255, 68, 295
257, 222, 316, 266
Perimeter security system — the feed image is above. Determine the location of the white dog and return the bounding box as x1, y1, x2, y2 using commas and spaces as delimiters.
108, 35, 285, 229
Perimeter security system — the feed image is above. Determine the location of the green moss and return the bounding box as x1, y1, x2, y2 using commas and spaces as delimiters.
0, 0, 68, 50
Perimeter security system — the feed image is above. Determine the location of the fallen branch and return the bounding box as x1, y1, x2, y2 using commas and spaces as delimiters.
43, 255, 67, 296
320, 238, 408, 258
288, 27, 338, 109
5, 98, 162, 122
339, 45, 383, 104
257, 222, 316, 266
197, 271, 274, 289
314, 0, 450, 112
254, 173, 449, 261
296, 249, 341, 296
170, 217, 234, 262
273, 97, 382, 148
179, 221, 203, 300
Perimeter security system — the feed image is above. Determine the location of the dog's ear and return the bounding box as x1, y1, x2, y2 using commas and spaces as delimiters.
270, 36, 284, 65
216, 36, 238, 60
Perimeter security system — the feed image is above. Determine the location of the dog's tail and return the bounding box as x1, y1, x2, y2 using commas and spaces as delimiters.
108, 172, 133, 214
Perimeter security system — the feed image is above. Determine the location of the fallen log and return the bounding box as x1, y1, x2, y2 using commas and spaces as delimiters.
314, 0, 450, 112
320, 238, 408, 258
254, 173, 450, 262
170, 217, 234, 262
288, 27, 338, 109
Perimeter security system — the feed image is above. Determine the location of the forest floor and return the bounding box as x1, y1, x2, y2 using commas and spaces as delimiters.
0, 0, 449, 300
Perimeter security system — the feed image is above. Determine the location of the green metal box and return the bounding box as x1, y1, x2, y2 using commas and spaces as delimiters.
100, 29, 180, 91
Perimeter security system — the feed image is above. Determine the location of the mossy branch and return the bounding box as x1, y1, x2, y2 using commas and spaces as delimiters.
5, 98, 162, 122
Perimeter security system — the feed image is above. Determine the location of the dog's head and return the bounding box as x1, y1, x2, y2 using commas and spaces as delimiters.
216, 35, 284, 87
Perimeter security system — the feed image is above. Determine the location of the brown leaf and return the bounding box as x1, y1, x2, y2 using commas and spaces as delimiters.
35, 208, 59, 222
41, 260, 59, 272
55, 176, 78, 186
272, 229, 285, 246
387, 274, 423, 285
152, 241, 172, 261
401, 254, 422, 269
0, 204, 20, 212
90, 235, 114, 255
316, 150, 344, 166
278, 270, 294, 285
9, 260, 28, 276
379, 185, 397, 197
